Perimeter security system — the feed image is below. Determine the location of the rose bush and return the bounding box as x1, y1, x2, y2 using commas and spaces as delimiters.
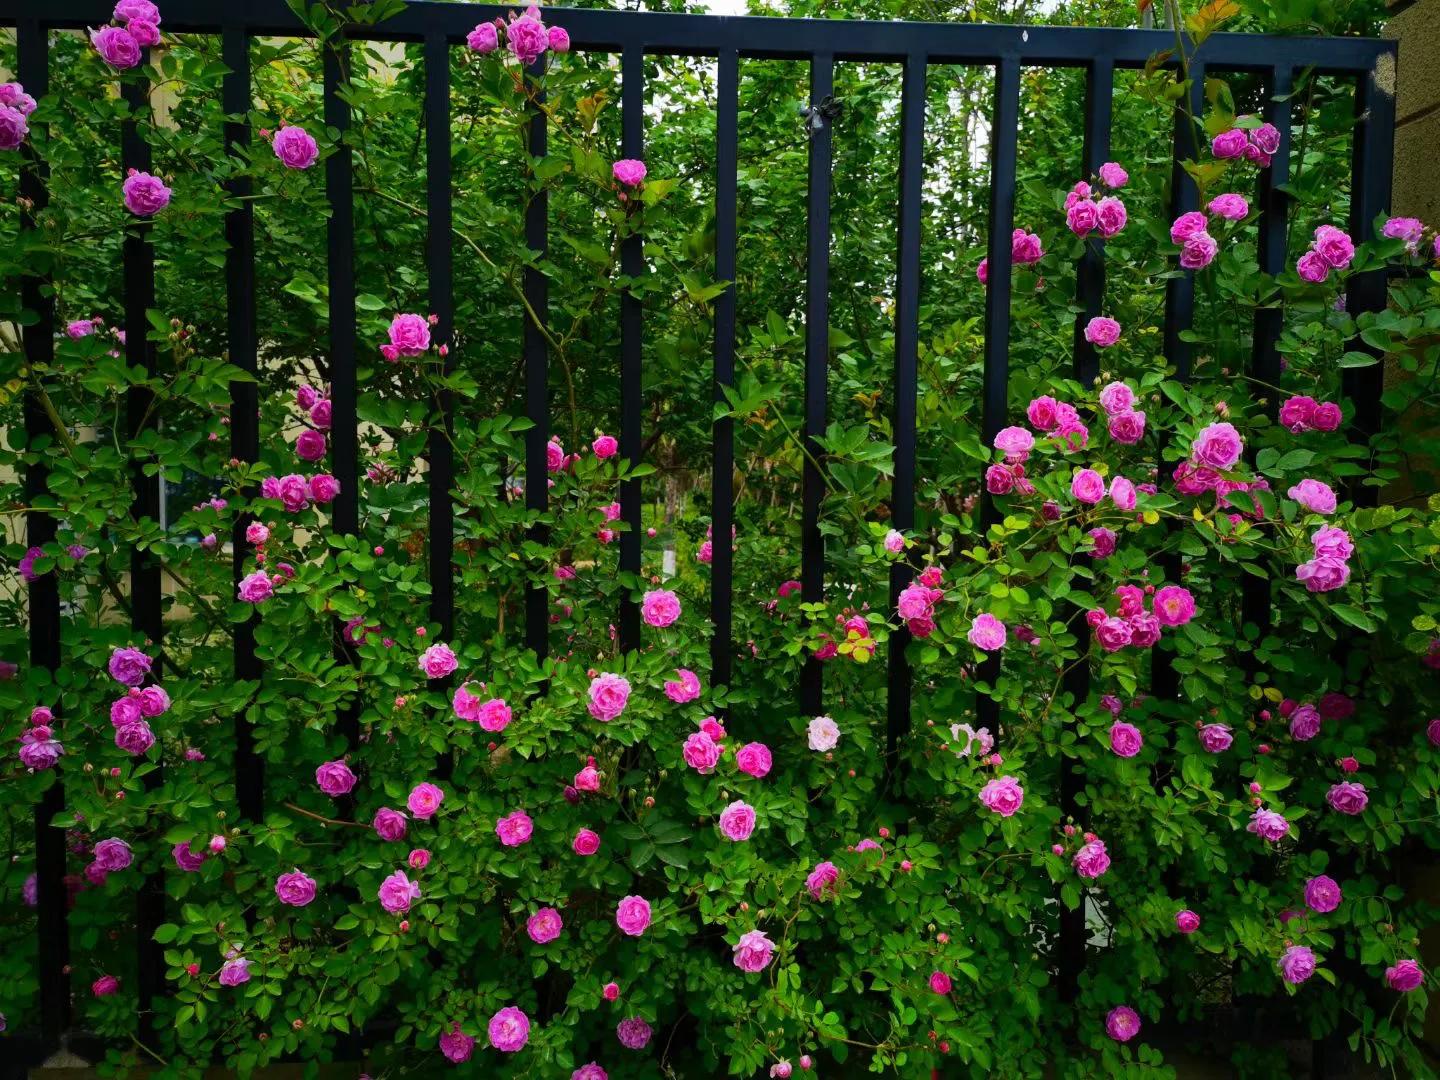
2, 0, 1439, 1077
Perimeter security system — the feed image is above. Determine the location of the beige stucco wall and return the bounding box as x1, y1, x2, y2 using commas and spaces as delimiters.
1387, 0, 1440, 227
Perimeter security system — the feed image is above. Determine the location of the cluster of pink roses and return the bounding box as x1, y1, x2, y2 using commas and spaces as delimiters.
1295, 524, 1353, 593
466, 6, 569, 65
90, 0, 162, 70
1065, 163, 1129, 240
1279, 395, 1343, 434
894, 568, 944, 637
105, 647, 166, 756
292, 384, 331, 461
257, 471, 340, 515
1296, 225, 1356, 284
1210, 119, 1281, 167
18, 706, 64, 770
976, 226, 1044, 285
0, 81, 37, 151
1086, 583, 1195, 653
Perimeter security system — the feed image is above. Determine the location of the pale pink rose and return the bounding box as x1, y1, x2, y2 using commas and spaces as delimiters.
718, 800, 756, 841
1071, 468, 1106, 505
807, 715, 840, 751
1098, 161, 1128, 188
967, 613, 1007, 651
732, 929, 774, 972
495, 810, 533, 846
588, 673, 631, 722
378, 870, 421, 913
1287, 478, 1337, 515
979, 775, 1024, 816
1098, 381, 1134, 415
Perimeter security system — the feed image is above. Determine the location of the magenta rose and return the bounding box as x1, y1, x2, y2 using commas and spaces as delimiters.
1279, 945, 1316, 984
274, 869, 317, 907
466, 22, 499, 53
122, 170, 171, 215
587, 672, 631, 722
612, 158, 647, 187
496, 810, 534, 847
1070, 468, 1106, 505
806, 861, 839, 900
488, 1005, 530, 1052
109, 646, 152, 687
1198, 723, 1232, 753
735, 741, 772, 778
979, 775, 1024, 816
1152, 585, 1195, 627
1295, 556, 1350, 593
0, 105, 28, 151
1073, 839, 1111, 879
732, 929, 774, 972
1311, 402, 1342, 430
572, 828, 601, 856
1287, 478, 1337, 515
615, 894, 651, 936
1207, 193, 1249, 220
440, 1024, 475, 1063
273, 125, 319, 169
1109, 721, 1143, 758
967, 613, 1007, 652
718, 800, 756, 842
1098, 161, 1128, 188
1066, 198, 1098, 237
1288, 703, 1322, 741
506, 13, 549, 65
236, 570, 273, 604
373, 807, 408, 841
1304, 874, 1342, 913
91, 25, 141, 68
114, 721, 155, 755
1247, 807, 1291, 842
1180, 231, 1219, 269
93, 838, 133, 872
1387, 959, 1424, 992
527, 907, 563, 944
315, 760, 356, 797
929, 970, 952, 994
295, 429, 326, 462
418, 642, 458, 679
1296, 249, 1330, 283
1210, 128, 1248, 159
1105, 1005, 1141, 1042
1027, 395, 1060, 431
387, 313, 431, 356
1326, 781, 1368, 815
1095, 196, 1127, 238
378, 870, 420, 914
1313, 225, 1355, 270
1191, 422, 1243, 470
1279, 395, 1318, 432
1175, 909, 1200, 934
664, 668, 701, 704
682, 730, 722, 774
616, 1017, 652, 1050
407, 782, 444, 820
641, 588, 681, 628
172, 842, 207, 872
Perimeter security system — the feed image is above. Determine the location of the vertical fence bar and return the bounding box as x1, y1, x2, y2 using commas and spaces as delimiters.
1152, 61, 1204, 706
886, 54, 925, 780
619, 44, 645, 652
18, 17, 70, 1051
224, 27, 263, 823
121, 58, 165, 1045
424, 33, 456, 778
1241, 65, 1292, 640
800, 53, 833, 718
712, 48, 738, 698
523, 57, 550, 662
976, 56, 1019, 736
1341, 63, 1395, 508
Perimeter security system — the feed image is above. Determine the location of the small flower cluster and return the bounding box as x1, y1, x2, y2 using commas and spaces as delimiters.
380, 312, 440, 363
1278, 395, 1343, 434
1086, 583, 1195, 653
0, 81, 38, 151
1297, 225, 1356, 284
466, 6, 570, 64
1210, 118, 1281, 167
1064, 163, 1129, 240
107, 647, 167, 756
976, 227, 1044, 285
91, 0, 162, 70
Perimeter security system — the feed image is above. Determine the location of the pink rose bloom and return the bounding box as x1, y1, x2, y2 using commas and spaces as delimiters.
122, 170, 171, 216
1251, 122, 1281, 155
1192, 422, 1243, 471
993, 425, 1034, 460
592, 433, 618, 459
1073, 839, 1111, 878
93, 838, 133, 872
418, 642, 458, 679
664, 668, 701, 703
1312, 402, 1342, 431
407, 782, 444, 820
373, 807, 408, 841
1211, 128, 1248, 159
309, 473, 340, 503
92, 974, 120, 997
92, 25, 141, 68
1313, 225, 1355, 270
1071, 468, 1106, 505
315, 760, 356, 797
929, 970, 953, 994
1382, 216, 1424, 253
1327, 781, 1368, 815
883, 529, 906, 554
1428, 717, 1440, 745
1180, 231, 1219, 270
641, 589, 681, 628
1109, 721, 1143, 758
1087, 527, 1117, 559
1207, 193, 1249, 220
1096, 616, 1133, 652
1287, 478, 1337, 515
466, 23, 499, 53
806, 861, 839, 900
1011, 227, 1044, 265
735, 742, 772, 778
732, 929, 774, 972
1248, 807, 1291, 842
1110, 475, 1138, 511
237, 570, 273, 604
1083, 316, 1121, 348
1296, 249, 1330, 283
115, 720, 155, 754
976, 257, 989, 285
1312, 526, 1353, 560
496, 810, 534, 846
1027, 395, 1060, 431
408, 848, 431, 869
1105, 1005, 1141, 1042
588, 672, 631, 722
1289, 703, 1322, 741
968, 613, 1007, 652
109, 646, 152, 686
387, 313, 431, 357
545, 438, 565, 471
682, 730, 722, 773
272, 125, 318, 169
1304, 874, 1342, 913
114, 0, 160, 21
574, 764, 601, 791
1128, 611, 1161, 648
275, 869, 317, 907
526, 906, 563, 944
1097, 381, 1134, 415
1098, 161, 1128, 188
1280, 945, 1316, 984
488, 1006, 530, 1053
1170, 211, 1209, 244
572, 828, 601, 856
612, 158, 647, 187
378, 870, 421, 913
573, 1066, 607, 1080
1153, 585, 1195, 626
985, 463, 1016, 495
1066, 181, 1092, 208
218, 956, 250, 987
1066, 198, 1099, 237
1199, 723, 1232, 753
1296, 556, 1350, 593
808, 714, 841, 751
616, 1017, 652, 1050
718, 800, 757, 841
1175, 909, 1201, 934
506, 10, 549, 66
1095, 196, 1127, 238
440, 1024, 475, 1063
1387, 959, 1424, 992
126, 21, 162, 47
0, 105, 29, 150
615, 894, 651, 936
547, 26, 571, 52
1279, 396, 1317, 432
172, 842, 207, 872
979, 775, 1024, 816
295, 428, 326, 462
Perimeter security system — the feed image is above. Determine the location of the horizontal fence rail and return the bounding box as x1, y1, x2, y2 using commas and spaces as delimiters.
3, 0, 1395, 1062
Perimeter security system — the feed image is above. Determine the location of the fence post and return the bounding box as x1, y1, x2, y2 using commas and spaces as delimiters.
711, 48, 738, 702
618, 43, 645, 653
524, 56, 550, 662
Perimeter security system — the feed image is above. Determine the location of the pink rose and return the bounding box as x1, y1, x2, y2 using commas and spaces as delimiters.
572, 828, 601, 856
309, 474, 340, 503
1170, 211, 1209, 244
1109, 721, 1143, 758
612, 158, 647, 187
1097, 381, 1134, 415
236, 570, 273, 604
272, 125, 319, 169
1175, 909, 1200, 934
295, 428, 326, 462
1279, 944, 1316, 984
806, 861, 839, 899
1303, 874, 1342, 913
1296, 556, 1350, 593
418, 643, 458, 679
929, 970, 952, 994
592, 433, 618, 458
641, 589, 681, 628
588, 672, 631, 722
1180, 231, 1219, 270
114, 720, 155, 754
1105, 1005, 1141, 1042
547, 26, 571, 53
1027, 396, 1060, 431
495, 810, 534, 846
1248, 807, 1291, 842
967, 612, 1007, 652
1387, 959, 1424, 992
378, 869, 421, 913
1083, 316, 1121, 348
407, 782, 444, 819
1073, 839, 1111, 878
275, 869, 317, 906
1096, 616, 1133, 652
122, 170, 171, 216
1311, 402, 1342, 431
732, 929, 774, 972
1326, 781, 1368, 815
616, 1017, 652, 1049
93, 838, 133, 872
1066, 198, 1099, 237
1251, 122, 1281, 155
735, 742, 772, 778
315, 760, 356, 797
1191, 422, 1243, 471
91, 25, 141, 68
1279, 395, 1318, 432
664, 668, 701, 704
993, 425, 1034, 460
1313, 225, 1355, 270
718, 800, 757, 841
1210, 128, 1248, 159
1089, 527, 1117, 558
615, 894, 651, 936
979, 775, 1024, 816
1206, 193, 1249, 220
0, 105, 28, 151
1071, 468, 1106, 505
1098, 161, 1128, 188
526, 906, 563, 944
1296, 249, 1330, 283
92, 974, 120, 997
387, 313, 431, 357
682, 730, 722, 773
440, 1024, 475, 1063
506, 12, 549, 66
1110, 475, 1138, 511
1095, 196, 1127, 238
1287, 478, 1337, 515
1153, 585, 1195, 626
1198, 724, 1232, 752
487, 1006, 530, 1053
373, 807, 408, 841
137, 685, 170, 717
1312, 526, 1354, 560
466, 23, 499, 53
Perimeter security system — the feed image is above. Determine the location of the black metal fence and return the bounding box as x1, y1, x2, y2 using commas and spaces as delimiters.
5, 0, 1396, 1058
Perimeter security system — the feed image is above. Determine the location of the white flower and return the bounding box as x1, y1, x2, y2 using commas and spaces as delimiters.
808, 715, 840, 752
